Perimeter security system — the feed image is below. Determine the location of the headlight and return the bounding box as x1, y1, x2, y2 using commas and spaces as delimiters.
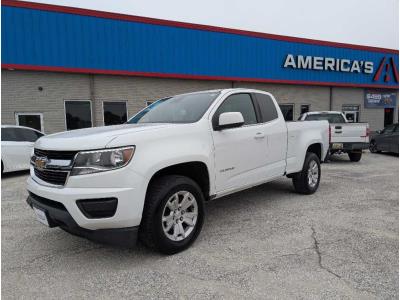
70, 146, 135, 176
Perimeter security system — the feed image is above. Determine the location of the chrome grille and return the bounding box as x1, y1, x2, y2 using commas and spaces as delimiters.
34, 149, 78, 160
34, 168, 69, 186
33, 148, 77, 186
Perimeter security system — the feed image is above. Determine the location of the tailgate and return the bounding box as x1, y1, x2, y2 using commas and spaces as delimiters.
331, 123, 369, 143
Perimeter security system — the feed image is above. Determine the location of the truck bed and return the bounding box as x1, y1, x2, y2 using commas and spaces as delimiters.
285, 120, 329, 174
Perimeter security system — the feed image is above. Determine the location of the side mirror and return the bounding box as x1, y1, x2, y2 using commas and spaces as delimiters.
376, 130, 383, 134
216, 112, 245, 130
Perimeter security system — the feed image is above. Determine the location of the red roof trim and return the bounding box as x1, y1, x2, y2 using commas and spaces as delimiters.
2, 0, 398, 54
3, 63, 398, 89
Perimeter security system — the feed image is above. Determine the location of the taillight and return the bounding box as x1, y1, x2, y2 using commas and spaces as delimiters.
328, 126, 331, 143
366, 127, 370, 137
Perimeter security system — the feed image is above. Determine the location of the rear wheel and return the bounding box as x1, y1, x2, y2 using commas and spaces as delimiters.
139, 175, 205, 254
348, 151, 362, 162
292, 152, 321, 194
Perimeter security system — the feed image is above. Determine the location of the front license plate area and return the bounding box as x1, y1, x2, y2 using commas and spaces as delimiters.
33, 206, 49, 227
332, 143, 343, 150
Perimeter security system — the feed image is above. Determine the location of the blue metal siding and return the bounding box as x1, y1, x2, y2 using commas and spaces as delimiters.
2, 5, 398, 87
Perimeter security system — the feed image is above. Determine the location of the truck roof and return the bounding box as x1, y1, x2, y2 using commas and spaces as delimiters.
303, 111, 343, 115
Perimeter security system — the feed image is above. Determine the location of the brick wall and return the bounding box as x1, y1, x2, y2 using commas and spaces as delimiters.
2, 70, 91, 133
2, 70, 397, 133
2, 70, 230, 133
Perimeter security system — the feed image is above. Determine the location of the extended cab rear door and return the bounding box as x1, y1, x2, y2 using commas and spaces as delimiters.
252, 92, 287, 178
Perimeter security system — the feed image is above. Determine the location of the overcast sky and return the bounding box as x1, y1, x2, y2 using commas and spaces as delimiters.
25, 0, 399, 49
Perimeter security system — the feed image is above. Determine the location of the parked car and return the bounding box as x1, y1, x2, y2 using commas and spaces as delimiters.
369, 123, 399, 154
1, 125, 44, 174
27, 89, 329, 254
299, 111, 369, 162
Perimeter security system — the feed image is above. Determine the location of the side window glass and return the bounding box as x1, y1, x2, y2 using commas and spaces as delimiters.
215, 94, 257, 126
17, 128, 40, 142
383, 124, 395, 133
255, 93, 278, 122
1, 128, 18, 141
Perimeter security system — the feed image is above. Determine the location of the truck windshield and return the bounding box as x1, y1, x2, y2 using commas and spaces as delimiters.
127, 91, 220, 124
305, 114, 346, 123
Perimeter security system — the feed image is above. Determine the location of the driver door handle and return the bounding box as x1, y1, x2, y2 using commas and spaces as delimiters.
254, 132, 265, 139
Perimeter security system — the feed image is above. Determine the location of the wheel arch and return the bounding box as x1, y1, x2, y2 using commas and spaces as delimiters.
146, 161, 211, 200
306, 143, 323, 161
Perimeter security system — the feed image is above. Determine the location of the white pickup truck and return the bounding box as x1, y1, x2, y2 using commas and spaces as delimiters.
299, 111, 369, 162
27, 89, 329, 254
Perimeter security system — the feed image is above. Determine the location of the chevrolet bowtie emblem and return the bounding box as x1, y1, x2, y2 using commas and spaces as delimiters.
35, 156, 49, 170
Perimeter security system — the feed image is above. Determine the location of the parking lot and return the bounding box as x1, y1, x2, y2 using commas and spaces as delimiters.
1, 152, 398, 299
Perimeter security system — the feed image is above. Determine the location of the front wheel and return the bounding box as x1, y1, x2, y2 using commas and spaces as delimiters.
292, 152, 321, 195
139, 175, 205, 254
369, 141, 380, 153
348, 151, 362, 162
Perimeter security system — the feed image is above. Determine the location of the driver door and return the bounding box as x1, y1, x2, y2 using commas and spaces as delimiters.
211, 93, 268, 194
379, 124, 395, 152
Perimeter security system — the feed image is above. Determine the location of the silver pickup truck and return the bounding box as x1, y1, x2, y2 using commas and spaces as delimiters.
299, 111, 369, 162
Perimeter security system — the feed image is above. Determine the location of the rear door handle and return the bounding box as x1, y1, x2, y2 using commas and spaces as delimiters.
254, 132, 265, 139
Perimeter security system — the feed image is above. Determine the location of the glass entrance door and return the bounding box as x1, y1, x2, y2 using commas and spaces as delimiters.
384, 108, 394, 126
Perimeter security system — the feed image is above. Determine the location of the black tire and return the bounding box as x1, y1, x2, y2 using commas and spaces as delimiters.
139, 175, 205, 254
348, 151, 362, 162
292, 152, 321, 195
369, 140, 380, 153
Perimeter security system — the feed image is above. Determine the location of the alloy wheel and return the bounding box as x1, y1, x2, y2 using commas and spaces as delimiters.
307, 160, 319, 188
161, 191, 198, 241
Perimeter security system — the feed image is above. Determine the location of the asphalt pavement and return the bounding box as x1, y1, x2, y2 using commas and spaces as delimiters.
1, 152, 398, 299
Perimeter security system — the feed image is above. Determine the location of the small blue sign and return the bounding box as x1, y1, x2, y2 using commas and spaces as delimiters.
365, 90, 397, 108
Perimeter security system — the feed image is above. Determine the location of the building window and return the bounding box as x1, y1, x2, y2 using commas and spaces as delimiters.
65, 100, 92, 130
103, 101, 128, 126
300, 104, 310, 114
279, 104, 294, 121
342, 104, 360, 123
15, 113, 43, 132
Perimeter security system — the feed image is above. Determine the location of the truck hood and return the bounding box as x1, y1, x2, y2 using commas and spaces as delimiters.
36, 123, 173, 150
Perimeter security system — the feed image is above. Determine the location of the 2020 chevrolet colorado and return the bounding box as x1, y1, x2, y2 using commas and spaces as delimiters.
27, 89, 329, 254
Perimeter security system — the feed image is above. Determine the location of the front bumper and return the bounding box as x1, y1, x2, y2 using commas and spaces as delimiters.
27, 165, 148, 230
27, 192, 138, 247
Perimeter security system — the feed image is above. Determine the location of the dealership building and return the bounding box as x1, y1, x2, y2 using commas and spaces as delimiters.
2, 0, 399, 134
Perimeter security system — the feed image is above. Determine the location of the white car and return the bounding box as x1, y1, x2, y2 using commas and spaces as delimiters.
1, 125, 44, 174
27, 89, 329, 254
